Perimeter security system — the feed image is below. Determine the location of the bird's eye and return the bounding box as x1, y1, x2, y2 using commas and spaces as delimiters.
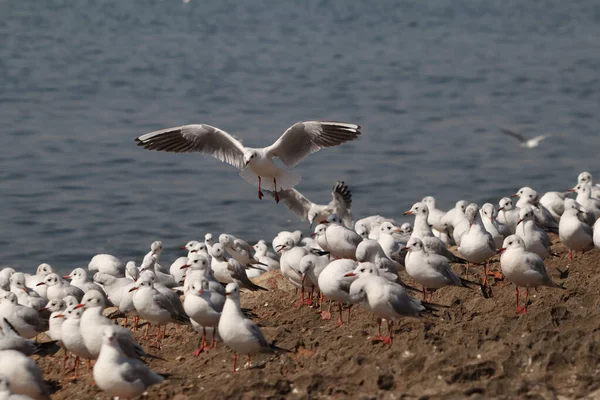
509, 242, 513, 245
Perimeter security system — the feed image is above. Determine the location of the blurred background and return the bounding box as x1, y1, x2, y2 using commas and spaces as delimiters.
1, 0, 599, 272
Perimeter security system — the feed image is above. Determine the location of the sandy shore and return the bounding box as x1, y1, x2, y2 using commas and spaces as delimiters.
33, 237, 600, 399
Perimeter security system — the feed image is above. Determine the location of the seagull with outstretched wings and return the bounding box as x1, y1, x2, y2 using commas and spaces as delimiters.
500, 128, 551, 148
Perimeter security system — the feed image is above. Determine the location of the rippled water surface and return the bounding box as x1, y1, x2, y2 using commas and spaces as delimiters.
1, 0, 599, 272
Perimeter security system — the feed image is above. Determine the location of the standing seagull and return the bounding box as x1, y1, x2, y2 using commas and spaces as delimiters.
276, 181, 353, 227
135, 121, 361, 202
499, 128, 551, 148
218, 283, 286, 372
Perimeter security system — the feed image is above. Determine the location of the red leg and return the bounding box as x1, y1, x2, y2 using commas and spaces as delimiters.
70, 357, 80, 381
62, 349, 68, 371
211, 327, 217, 349
124, 316, 128, 327
133, 316, 139, 332
193, 328, 207, 356
87, 359, 91, 372
247, 354, 251, 367
465, 263, 470, 278
383, 320, 394, 344
337, 303, 344, 325
257, 176, 264, 200
428, 290, 433, 303
421, 286, 426, 301
372, 318, 385, 341
143, 323, 150, 339
273, 177, 280, 203
233, 352, 237, 373
294, 282, 307, 307
569, 250, 573, 261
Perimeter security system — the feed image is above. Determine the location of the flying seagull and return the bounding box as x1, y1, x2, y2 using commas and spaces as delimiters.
275, 181, 353, 228
135, 121, 361, 202
499, 128, 550, 149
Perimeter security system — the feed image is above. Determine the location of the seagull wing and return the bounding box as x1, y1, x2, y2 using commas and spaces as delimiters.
276, 188, 314, 221
531, 135, 550, 144
135, 124, 246, 170
499, 128, 526, 143
331, 181, 353, 227
266, 121, 361, 168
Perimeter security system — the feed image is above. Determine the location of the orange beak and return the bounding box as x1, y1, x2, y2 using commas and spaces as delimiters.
510, 193, 519, 198
568, 188, 575, 192
344, 272, 356, 277
74, 304, 85, 309
403, 210, 413, 215
63, 275, 71, 279
53, 314, 65, 319
128, 287, 139, 292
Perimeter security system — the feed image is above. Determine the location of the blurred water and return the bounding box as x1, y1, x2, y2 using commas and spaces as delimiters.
1, 0, 599, 273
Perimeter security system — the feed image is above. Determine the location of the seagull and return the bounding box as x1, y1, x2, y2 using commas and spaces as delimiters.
218, 283, 287, 372
498, 235, 564, 314
577, 171, 600, 199
515, 206, 553, 259
500, 128, 551, 148
276, 181, 353, 227
321, 214, 362, 260
0, 350, 51, 400
58, 305, 95, 379
0, 317, 59, 357
0, 292, 47, 339
348, 274, 435, 344
570, 183, 600, 220
130, 277, 190, 348
558, 206, 594, 260
88, 254, 125, 277
24, 263, 54, 299
183, 279, 222, 356
317, 259, 358, 324
135, 121, 361, 202
252, 242, 280, 270
512, 187, 559, 233
498, 197, 520, 234
63, 268, 105, 295
93, 326, 164, 399
479, 203, 504, 248
37, 273, 84, 302
219, 234, 267, 269
457, 204, 497, 283
404, 238, 471, 301
354, 215, 397, 240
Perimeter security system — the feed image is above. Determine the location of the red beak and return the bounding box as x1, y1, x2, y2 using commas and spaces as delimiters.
403, 210, 413, 215
22, 288, 28, 293
568, 188, 575, 192
497, 248, 506, 254
198, 289, 203, 295
53, 314, 65, 318
36, 282, 45, 287
245, 160, 250, 166
344, 272, 356, 277
517, 219, 523, 225
128, 287, 138, 292
392, 228, 401, 233
180, 264, 190, 269
180, 245, 187, 250
510, 193, 519, 198
63, 275, 71, 279
310, 233, 316, 237
74, 304, 85, 309
498, 207, 504, 211
38, 307, 48, 312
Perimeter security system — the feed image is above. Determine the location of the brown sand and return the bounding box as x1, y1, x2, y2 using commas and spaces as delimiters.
35, 241, 600, 399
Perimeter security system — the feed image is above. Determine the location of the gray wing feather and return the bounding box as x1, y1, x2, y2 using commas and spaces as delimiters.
277, 189, 313, 220
246, 320, 270, 351
135, 124, 246, 170
267, 121, 361, 168
331, 181, 353, 227
500, 128, 526, 142
228, 261, 267, 291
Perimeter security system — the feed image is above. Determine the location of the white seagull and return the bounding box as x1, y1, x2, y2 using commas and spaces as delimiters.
218, 283, 286, 372
135, 121, 361, 202
93, 326, 164, 399
498, 235, 563, 314
499, 128, 551, 148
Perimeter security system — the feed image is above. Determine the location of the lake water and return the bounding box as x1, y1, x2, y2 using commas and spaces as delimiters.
1, 0, 599, 273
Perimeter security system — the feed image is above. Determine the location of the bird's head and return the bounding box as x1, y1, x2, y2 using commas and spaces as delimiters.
243, 150, 258, 166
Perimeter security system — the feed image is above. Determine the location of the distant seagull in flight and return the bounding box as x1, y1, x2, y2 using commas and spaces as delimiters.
135, 121, 361, 202
500, 128, 551, 149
